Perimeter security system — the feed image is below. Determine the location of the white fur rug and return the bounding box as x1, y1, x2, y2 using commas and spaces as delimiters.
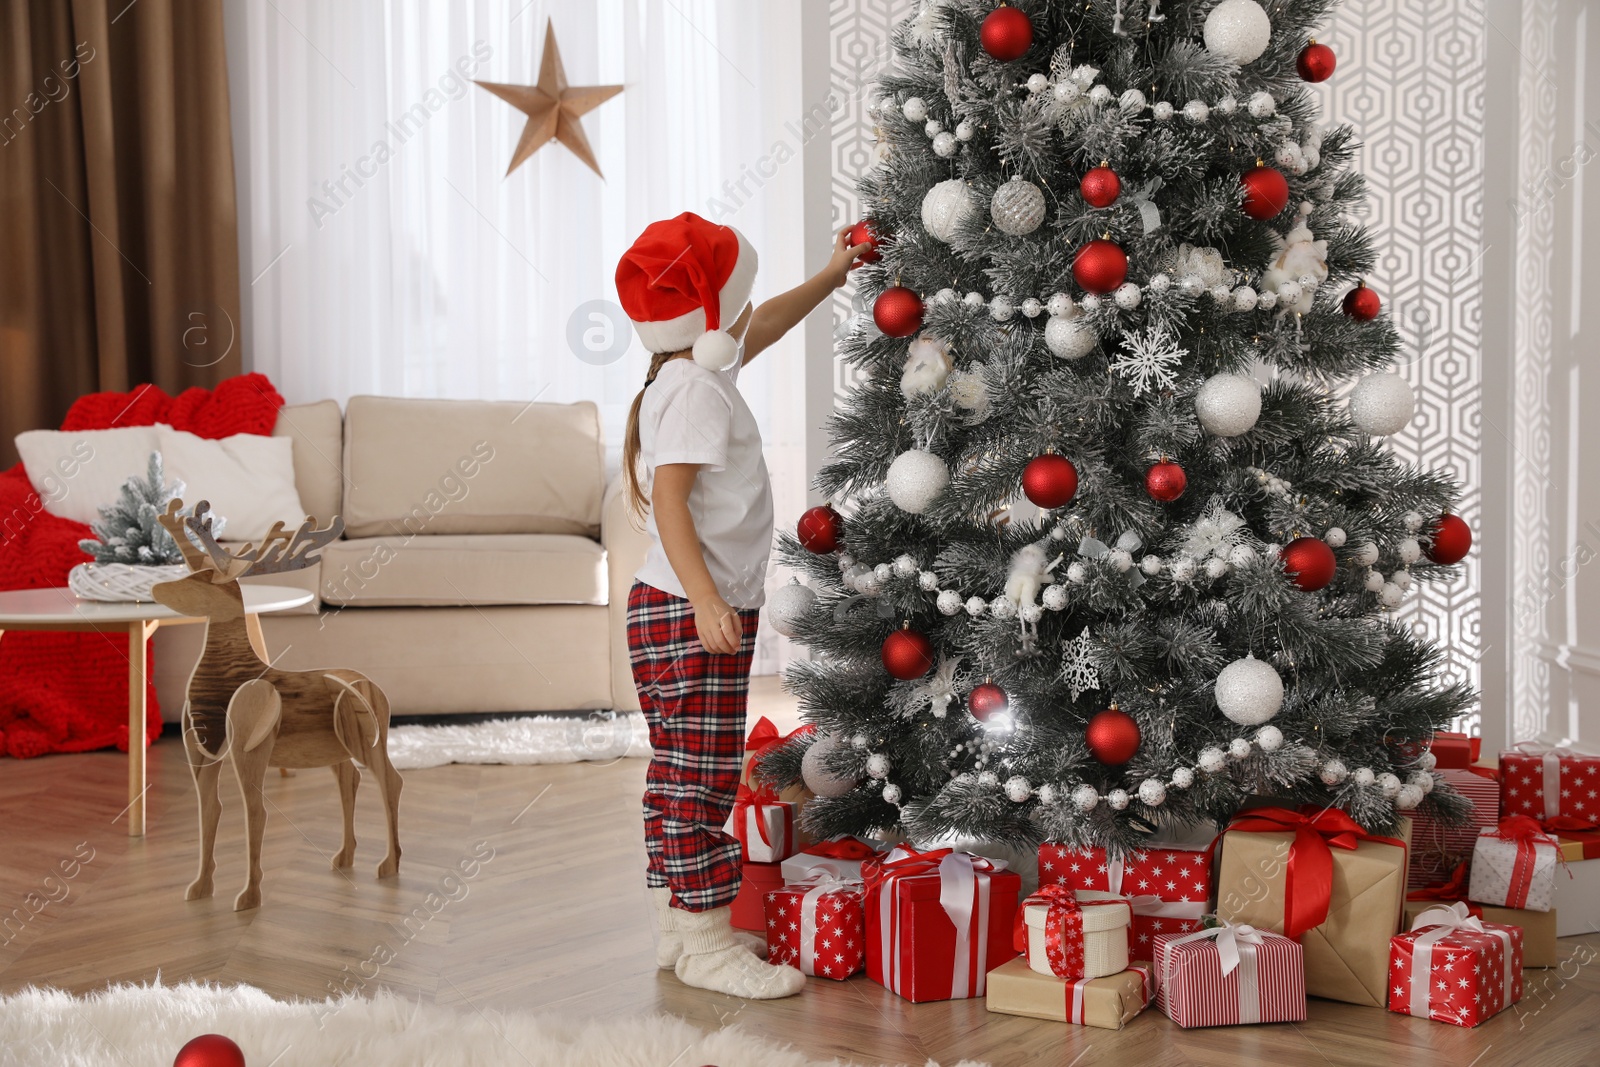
0, 981, 982, 1067
385, 712, 652, 770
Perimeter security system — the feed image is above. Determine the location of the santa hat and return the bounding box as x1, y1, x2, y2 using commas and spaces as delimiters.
615, 212, 759, 371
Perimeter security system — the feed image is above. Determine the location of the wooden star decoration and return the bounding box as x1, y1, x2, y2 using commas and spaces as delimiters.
474, 22, 623, 179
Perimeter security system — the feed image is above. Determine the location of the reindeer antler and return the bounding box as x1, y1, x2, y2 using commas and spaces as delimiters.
159, 498, 342, 583
239, 515, 345, 576
158, 499, 211, 573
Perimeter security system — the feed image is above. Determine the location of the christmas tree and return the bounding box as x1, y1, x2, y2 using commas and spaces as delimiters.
78, 452, 225, 565
764, 0, 1475, 855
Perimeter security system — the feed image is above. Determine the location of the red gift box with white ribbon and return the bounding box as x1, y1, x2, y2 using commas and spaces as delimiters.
1388, 901, 1523, 1027
1152, 920, 1306, 1028
1037, 842, 1211, 953
863, 846, 1021, 1002
763, 873, 865, 980
1499, 744, 1600, 831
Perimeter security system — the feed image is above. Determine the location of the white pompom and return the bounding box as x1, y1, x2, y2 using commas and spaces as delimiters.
887, 450, 949, 514
866, 753, 890, 778
1195, 374, 1263, 437
693, 330, 741, 371
1349, 373, 1416, 435
1138, 779, 1167, 806
1106, 788, 1130, 811
1021, 297, 1043, 319
1198, 746, 1227, 773
1215, 654, 1284, 725
1046, 314, 1098, 360
801, 735, 858, 797
1379, 582, 1403, 608
1171, 766, 1195, 789
1229, 737, 1253, 760
1204, 0, 1273, 65
1324, 527, 1347, 548
1042, 584, 1068, 610
1027, 73, 1051, 94
1353, 541, 1380, 566
1047, 293, 1075, 318
1114, 283, 1142, 309
1140, 555, 1163, 576
1396, 784, 1424, 810
1256, 724, 1284, 752
1005, 776, 1033, 802
1320, 759, 1348, 785
937, 589, 963, 615
902, 96, 928, 121
932, 131, 958, 157
883, 783, 903, 804
767, 580, 818, 638
921, 179, 976, 242
1364, 570, 1386, 592
1247, 90, 1277, 117
1183, 100, 1210, 123
991, 178, 1047, 236
965, 596, 987, 617
1073, 783, 1100, 812
1354, 767, 1377, 788
1377, 771, 1402, 798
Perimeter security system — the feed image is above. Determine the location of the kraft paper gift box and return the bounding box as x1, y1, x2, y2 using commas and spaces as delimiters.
1467, 817, 1559, 912
1389, 902, 1523, 1027
1404, 899, 1557, 968
1037, 842, 1211, 954
1409, 766, 1499, 890
1552, 831, 1600, 937
723, 784, 797, 864
1214, 806, 1409, 1007
985, 956, 1152, 1028
1152, 924, 1307, 1027
764, 875, 865, 980
730, 861, 784, 932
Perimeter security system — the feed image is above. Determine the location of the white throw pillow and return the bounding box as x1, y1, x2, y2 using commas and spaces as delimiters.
14, 426, 162, 526
156, 425, 307, 542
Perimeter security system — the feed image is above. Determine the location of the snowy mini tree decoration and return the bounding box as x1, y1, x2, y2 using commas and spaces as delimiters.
1060, 627, 1101, 701
78, 452, 224, 565
1110, 326, 1187, 396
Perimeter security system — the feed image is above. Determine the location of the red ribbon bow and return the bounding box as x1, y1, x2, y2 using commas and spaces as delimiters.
1484, 814, 1565, 908
1222, 805, 1407, 940
801, 837, 880, 861
862, 845, 954, 891
1012, 885, 1131, 981
732, 783, 784, 848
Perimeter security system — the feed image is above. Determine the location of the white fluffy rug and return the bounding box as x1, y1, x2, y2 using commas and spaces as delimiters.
0, 981, 981, 1066
385, 712, 652, 770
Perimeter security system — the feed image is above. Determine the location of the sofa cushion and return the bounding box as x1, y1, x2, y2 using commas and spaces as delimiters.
318, 534, 606, 607
272, 400, 343, 523
342, 397, 603, 539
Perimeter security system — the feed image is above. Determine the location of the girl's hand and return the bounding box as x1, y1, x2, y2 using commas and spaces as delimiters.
824, 226, 875, 289
693, 595, 744, 656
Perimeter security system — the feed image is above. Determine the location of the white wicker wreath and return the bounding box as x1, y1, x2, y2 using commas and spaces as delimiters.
68, 562, 189, 603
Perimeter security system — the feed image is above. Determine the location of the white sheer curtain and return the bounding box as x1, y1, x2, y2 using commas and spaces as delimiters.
227, 0, 812, 672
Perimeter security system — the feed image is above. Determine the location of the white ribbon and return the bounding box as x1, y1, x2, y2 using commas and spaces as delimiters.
1127, 178, 1164, 235
1406, 902, 1514, 1020
792, 872, 863, 977
1510, 742, 1597, 822
874, 848, 1006, 999
1159, 920, 1266, 1024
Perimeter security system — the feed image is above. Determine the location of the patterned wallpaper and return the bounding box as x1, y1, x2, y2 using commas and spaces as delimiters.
825, 0, 1487, 729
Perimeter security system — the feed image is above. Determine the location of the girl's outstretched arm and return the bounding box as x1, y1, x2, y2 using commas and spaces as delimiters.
653, 462, 743, 655
741, 228, 872, 363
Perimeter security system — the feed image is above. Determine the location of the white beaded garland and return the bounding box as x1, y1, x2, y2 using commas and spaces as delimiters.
921, 179, 976, 242
991, 178, 1047, 236
937, 589, 963, 615
1377, 771, 1402, 798
1404, 511, 1425, 533
1027, 73, 1051, 94
1183, 99, 1210, 123
1229, 545, 1257, 568
892, 554, 918, 577
1408, 770, 1436, 794
1046, 293, 1074, 318
1054, 80, 1080, 104
1080, 294, 1102, 312
1378, 582, 1403, 608
1349, 373, 1416, 436
1148, 273, 1172, 293
1396, 784, 1424, 810
883, 783, 903, 804
1005, 776, 1033, 802
1021, 297, 1043, 318
1169, 556, 1198, 581
923, 119, 943, 137
1353, 767, 1377, 788
1195, 374, 1263, 437
1138, 779, 1167, 806
919, 569, 940, 590
1247, 91, 1277, 118
964, 291, 985, 308
989, 595, 1015, 619
1320, 758, 1349, 785
902, 97, 928, 122
866, 753, 890, 778
1417, 751, 1439, 772
1152, 101, 1175, 120
1067, 561, 1089, 584
1198, 746, 1228, 773
1204, 0, 1273, 65
1171, 766, 1195, 789
1072, 783, 1100, 811
1042, 584, 1068, 610
767, 581, 819, 638
1114, 283, 1142, 309
1119, 88, 1148, 113
1088, 85, 1113, 106
1233, 286, 1259, 311
1205, 557, 1230, 580
874, 563, 892, 582
1363, 570, 1386, 592
990, 296, 1015, 321
1255, 724, 1284, 752
1209, 284, 1233, 305
965, 596, 987, 616
1217, 94, 1239, 115
1106, 788, 1130, 811
1324, 527, 1347, 548
1020, 603, 1043, 623
1229, 737, 1253, 760
1107, 548, 1134, 573
932, 131, 958, 158
1392, 569, 1413, 590
1398, 538, 1422, 564
1353, 542, 1380, 566
1215, 654, 1284, 725
977, 770, 998, 788
1140, 555, 1163, 576
955, 119, 975, 142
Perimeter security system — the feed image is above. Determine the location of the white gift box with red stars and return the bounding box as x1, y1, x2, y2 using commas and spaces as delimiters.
764, 882, 866, 980
1037, 843, 1211, 954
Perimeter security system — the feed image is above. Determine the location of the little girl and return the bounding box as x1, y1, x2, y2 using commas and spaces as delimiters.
615, 212, 868, 998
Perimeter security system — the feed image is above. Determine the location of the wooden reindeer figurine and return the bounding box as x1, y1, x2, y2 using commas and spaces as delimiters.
153, 499, 403, 911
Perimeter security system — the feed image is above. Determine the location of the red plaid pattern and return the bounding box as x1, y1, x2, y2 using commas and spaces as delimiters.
628, 581, 759, 912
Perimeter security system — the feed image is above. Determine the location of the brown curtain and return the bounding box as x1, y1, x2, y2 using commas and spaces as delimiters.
0, 0, 241, 468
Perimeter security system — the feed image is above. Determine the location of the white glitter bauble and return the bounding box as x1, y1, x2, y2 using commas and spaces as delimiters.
1148, 273, 1172, 293
1409, 770, 1436, 794
1114, 283, 1142, 309
924, 119, 944, 137
1247, 90, 1277, 117
1170, 556, 1197, 581
856, 574, 880, 595
1217, 94, 1239, 115
964, 291, 985, 308
903, 96, 928, 122
1072, 784, 1100, 812
1233, 286, 1259, 311
1067, 561, 1089, 584
874, 563, 893, 582
1021, 298, 1043, 318
1195, 374, 1263, 437
1140, 555, 1163, 576
1172, 766, 1195, 789
937, 589, 964, 615
1256, 724, 1284, 752
1027, 73, 1051, 94
921, 179, 976, 242
767, 580, 818, 637
1229, 545, 1257, 568
1088, 85, 1114, 106
1080, 294, 1102, 312
934, 287, 958, 305
1257, 289, 1278, 309
1353, 542, 1380, 566
802, 735, 859, 797
990, 296, 1015, 321
866, 753, 890, 778
1396, 784, 1424, 810
932, 131, 958, 158
1183, 99, 1210, 123
989, 595, 1016, 619
1349, 373, 1416, 435
851, 733, 868, 748
1204, 0, 1273, 65
1054, 80, 1080, 103
1042, 584, 1068, 610
1320, 759, 1349, 785
1020, 602, 1043, 623
1398, 538, 1422, 564
1377, 771, 1402, 798
1417, 750, 1439, 772
1353, 767, 1377, 788
1005, 776, 1032, 802
1047, 293, 1074, 318
955, 119, 975, 141
1120, 88, 1148, 113
883, 783, 903, 804
1363, 570, 1386, 592
1106, 788, 1130, 811
1045, 315, 1098, 360
838, 551, 855, 568
894, 554, 919, 577
1229, 737, 1253, 760
1138, 779, 1167, 806
887, 450, 949, 514
1378, 582, 1403, 608
991, 177, 1047, 236
1215, 654, 1284, 725
1404, 510, 1424, 533
1198, 746, 1228, 773
1153, 101, 1175, 120
1276, 280, 1302, 306
1323, 527, 1347, 548
1205, 557, 1230, 580
1209, 284, 1233, 305
966, 596, 987, 616
977, 770, 999, 788
1392, 569, 1413, 590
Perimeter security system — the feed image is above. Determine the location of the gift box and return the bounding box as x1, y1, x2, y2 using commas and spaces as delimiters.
723, 784, 797, 864
985, 956, 1152, 1028
780, 836, 883, 885
1389, 902, 1523, 1027
864, 846, 1021, 1002
1498, 745, 1600, 829
1552, 832, 1600, 937
1017, 888, 1132, 980
730, 861, 784, 932
1467, 816, 1560, 912
1152, 923, 1306, 1027
1214, 806, 1409, 1007
1404, 899, 1557, 968
742, 717, 817, 846
1037, 842, 1211, 953
1396, 731, 1481, 771
1409, 766, 1499, 890
764, 875, 865, 980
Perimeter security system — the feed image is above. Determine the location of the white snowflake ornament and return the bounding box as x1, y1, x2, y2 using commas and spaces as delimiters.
1110, 326, 1187, 396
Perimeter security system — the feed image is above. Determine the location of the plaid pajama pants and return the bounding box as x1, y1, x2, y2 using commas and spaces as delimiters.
627, 580, 759, 912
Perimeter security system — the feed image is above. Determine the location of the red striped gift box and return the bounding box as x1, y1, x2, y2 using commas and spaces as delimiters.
1152, 923, 1306, 1028
1409, 766, 1499, 889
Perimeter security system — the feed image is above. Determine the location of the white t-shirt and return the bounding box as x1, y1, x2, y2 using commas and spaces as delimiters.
635, 356, 774, 609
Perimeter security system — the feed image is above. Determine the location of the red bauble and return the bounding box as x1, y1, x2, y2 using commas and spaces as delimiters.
968, 682, 1009, 722
883, 627, 935, 681
1085, 707, 1141, 766
873, 286, 925, 338
1280, 536, 1338, 592
980, 5, 1034, 62
848, 218, 884, 265
1080, 166, 1122, 209
1342, 283, 1381, 321
1022, 454, 1079, 509
1145, 461, 1187, 502
173, 1035, 246, 1067
1425, 514, 1473, 565
797, 505, 843, 554
1072, 239, 1129, 294
1297, 41, 1337, 82
1240, 165, 1291, 220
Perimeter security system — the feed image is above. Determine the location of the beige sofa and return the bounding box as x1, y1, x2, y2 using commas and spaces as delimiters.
153, 396, 650, 720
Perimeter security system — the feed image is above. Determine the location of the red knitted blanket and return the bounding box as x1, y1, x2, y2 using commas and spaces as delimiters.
0, 374, 285, 758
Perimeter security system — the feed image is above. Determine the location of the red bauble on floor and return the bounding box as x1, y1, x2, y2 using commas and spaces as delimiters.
848, 218, 884, 264
1072, 239, 1128, 294
1022, 454, 1079, 509
1280, 536, 1338, 592
1145, 461, 1187, 502
882, 626, 935, 681
980, 5, 1034, 62
797, 504, 843, 553
173, 1034, 247, 1067
968, 682, 1009, 722
1240, 165, 1290, 220
1343, 284, 1382, 321
1085, 706, 1141, 766
873, 286, 924, 337
1297, 41, 1337, 82
1080, 165, 1121, 208
1425, 514, 1472, 564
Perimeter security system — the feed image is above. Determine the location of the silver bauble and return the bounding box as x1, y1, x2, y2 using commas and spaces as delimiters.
1203, 0, 1273, 65
921, 179, 976, 242
766, 580, 817, 638
886, 449, 949, 514
1215, 654, 1284, 725
1195, 373, 1263, 437
990, 177, 1047, 236
802, 734, 859, 798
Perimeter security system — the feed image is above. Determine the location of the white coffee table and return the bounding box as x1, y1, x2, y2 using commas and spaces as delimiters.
0, 584, 314, 837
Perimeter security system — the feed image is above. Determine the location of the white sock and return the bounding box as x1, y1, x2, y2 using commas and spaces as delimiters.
652, 888, 767, 969
674, 906, 804, 999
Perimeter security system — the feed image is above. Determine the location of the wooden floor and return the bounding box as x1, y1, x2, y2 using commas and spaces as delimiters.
1, 681, 1595, 1067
